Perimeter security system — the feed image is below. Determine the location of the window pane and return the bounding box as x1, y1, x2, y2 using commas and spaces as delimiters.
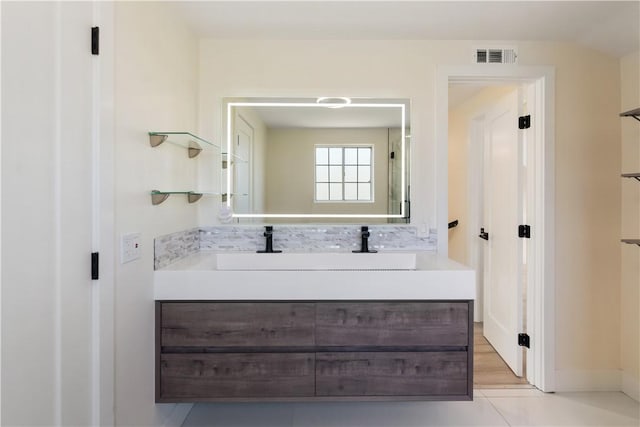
316, 147, 328, 164
344, 166, 357, 182
329, 183, 342, 200
316, 165, 328, 182
358, 183, 371, 200
344, 183, 358, 200
358, 165, 371, 182
344, 148, 358, 164
358, 148, 371, 165
329, 165, 342, 182
329, 147, 342, 165
316, 183, 329, 200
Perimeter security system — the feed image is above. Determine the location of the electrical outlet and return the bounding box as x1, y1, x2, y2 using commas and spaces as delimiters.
121, 232, 141, 264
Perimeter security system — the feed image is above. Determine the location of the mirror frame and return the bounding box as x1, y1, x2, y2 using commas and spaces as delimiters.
225, 97, 409, 220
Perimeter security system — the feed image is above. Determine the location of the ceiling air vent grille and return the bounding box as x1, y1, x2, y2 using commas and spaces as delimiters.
474, 47, 518, 64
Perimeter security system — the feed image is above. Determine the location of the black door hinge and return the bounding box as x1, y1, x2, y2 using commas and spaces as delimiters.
518, 224, 531, 238
518, 333, 530, 348
91, 27, 99, 55
518, 115, 531, 129
91, 252, 99, 280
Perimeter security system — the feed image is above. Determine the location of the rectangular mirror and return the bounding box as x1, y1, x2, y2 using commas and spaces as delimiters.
224, 97, 410, 223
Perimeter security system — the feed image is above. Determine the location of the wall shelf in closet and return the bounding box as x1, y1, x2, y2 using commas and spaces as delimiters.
620, 108, 640, 246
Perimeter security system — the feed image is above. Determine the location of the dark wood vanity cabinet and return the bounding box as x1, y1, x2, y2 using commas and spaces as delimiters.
156, 301, 473, 402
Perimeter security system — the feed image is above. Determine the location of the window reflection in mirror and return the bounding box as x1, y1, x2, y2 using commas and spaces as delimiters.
223, 97, 410, 223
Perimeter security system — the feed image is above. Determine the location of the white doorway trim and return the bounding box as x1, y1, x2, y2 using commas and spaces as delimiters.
436, 65, 556, 392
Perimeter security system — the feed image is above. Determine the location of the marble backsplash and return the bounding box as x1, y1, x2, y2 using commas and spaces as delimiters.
155, 225, 437, 269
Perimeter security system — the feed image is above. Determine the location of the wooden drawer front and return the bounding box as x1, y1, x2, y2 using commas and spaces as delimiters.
316, 303, 469, 347
160, 353, 315, 399
161, 302, 315, 347
316, 352, 468, 396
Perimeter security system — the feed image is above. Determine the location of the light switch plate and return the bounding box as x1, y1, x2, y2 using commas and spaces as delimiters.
121, 232, 141, 264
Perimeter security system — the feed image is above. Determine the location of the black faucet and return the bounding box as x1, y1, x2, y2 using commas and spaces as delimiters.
353, 226, 377, 253
257, 225, 282, 253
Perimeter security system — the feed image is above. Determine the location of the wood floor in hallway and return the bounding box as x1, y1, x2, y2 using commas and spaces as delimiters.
474, 322, 531, 388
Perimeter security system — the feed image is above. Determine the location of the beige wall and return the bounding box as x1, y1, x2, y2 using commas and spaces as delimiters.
199, 39, 623, 390
114, 2, 199, 425
620, 50, 640, 401
265, 128, 389, 217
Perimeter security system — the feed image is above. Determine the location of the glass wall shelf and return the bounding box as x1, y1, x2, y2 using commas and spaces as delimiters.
149, 132, 220, 158
621, 173, 640, 182
150, 190, 222, 205
621, 239, 640, 246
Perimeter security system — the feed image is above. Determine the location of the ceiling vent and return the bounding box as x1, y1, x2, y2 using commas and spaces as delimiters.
474, 47, 518, 64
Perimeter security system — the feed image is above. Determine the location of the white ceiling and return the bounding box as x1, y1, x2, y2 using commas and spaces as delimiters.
170, 1, 640, 58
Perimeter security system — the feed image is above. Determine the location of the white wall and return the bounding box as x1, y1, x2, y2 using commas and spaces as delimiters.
199, 39, 622, 390
620, 50, 640, 401
114, 2, 199, 425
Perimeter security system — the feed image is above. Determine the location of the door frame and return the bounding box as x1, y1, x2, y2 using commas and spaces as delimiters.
436, 65, 555, 391
95, 1, 115, 424
233, 112, 255, 215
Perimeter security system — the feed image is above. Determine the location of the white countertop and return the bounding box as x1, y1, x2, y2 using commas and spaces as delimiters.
154, 251, 476, 300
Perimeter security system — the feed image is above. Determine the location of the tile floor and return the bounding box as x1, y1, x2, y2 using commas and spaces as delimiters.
181, 389, 640, 427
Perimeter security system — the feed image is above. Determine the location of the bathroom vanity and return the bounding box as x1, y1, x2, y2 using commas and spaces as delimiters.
154, 251, 475, 402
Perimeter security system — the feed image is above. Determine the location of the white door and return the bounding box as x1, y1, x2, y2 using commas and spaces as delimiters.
234, 116, 253, 214
481, 89, 524, 376
1, 2, 111, 425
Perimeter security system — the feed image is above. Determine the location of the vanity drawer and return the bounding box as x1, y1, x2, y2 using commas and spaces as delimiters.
160, 302, 315, 347
159, 353, 315, 400
315, 351, 468, 397
316, 302, 469, 347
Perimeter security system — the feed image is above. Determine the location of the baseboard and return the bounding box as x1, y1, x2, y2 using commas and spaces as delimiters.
555, 369, 621, 392
162, 403, 194, 427
622, 371, 640, 402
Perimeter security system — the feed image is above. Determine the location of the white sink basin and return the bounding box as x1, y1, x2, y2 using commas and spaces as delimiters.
216, 252, 416, 271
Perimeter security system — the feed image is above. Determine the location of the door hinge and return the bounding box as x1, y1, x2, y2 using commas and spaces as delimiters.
518, 224, 531, 238
91, 27, 99, 55
91, 252, 99, 280
518, 333, 530, 348
518, 115, 531, 129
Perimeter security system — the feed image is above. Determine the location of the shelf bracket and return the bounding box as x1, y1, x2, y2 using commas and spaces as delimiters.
187, 141, 203, 158
151, 191, 170, 205
149, 134, 168, 147
188, 192, 203, 203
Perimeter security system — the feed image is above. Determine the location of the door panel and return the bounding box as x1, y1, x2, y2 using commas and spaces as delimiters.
482, 89, 523, 376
